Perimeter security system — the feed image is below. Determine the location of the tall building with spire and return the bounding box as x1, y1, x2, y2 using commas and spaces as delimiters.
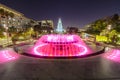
56, 18, 64, 33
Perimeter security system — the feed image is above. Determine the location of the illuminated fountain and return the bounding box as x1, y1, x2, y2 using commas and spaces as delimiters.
26, 34, 93, 57
21, 18, 104, 58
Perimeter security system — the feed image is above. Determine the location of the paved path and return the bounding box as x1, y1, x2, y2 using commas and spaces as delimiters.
0, 48, 120, 80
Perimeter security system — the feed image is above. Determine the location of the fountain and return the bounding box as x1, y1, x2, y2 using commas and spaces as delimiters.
19, 18, 104, 58
27, 34, 92, 57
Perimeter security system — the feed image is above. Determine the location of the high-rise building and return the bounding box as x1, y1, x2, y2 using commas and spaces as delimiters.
0, 3, 31, 30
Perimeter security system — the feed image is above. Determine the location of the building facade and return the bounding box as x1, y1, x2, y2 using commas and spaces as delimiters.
37, 20, 54, 33
38, 20, 54, 28
0, 3, 31, 31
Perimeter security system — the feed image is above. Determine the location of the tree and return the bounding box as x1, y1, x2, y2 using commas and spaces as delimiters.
108, 30, 118, 44
33, 25, 41, 32
114, 24, 120, 32
86, 19, 107, 35
0, 9, 5, 17
0, 26, 5, 38
112, 14, 119, 22
66, 27, 78, 34
8, 26, 17, 34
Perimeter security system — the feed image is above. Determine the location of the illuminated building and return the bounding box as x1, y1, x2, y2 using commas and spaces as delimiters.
56, 18, 64, 33
66, 27, 78, 34
0, 3, 31, 30
38, 20, 54, 28
37, 20, 54, 33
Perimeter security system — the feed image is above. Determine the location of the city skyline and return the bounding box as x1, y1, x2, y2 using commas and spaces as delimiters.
1, 0, 120, 28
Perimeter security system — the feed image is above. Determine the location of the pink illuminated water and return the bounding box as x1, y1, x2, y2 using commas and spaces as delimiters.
104, 48, 120, 62
0, 49, 19, 63
28, 34, 93, 57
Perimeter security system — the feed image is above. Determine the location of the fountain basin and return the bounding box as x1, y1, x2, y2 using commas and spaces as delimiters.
17, 34, 104, 58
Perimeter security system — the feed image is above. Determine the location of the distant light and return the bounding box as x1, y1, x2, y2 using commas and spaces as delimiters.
107, 25, 112, 30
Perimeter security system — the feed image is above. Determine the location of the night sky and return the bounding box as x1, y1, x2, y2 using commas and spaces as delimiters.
0, 0, 120, 28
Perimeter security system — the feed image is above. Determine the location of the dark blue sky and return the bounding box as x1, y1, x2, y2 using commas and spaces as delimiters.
0, 0, 120, 28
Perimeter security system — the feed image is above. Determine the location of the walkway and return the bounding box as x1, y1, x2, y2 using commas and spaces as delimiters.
0, 48, 120, 80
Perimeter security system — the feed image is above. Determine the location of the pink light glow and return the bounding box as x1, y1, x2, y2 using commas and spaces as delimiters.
74, 43, 88, 56
29, 34, 93, 57
0, 49, 19, 63
34, 44, 47, 56
104, 49, 120, 62
33, 43, 88, 56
